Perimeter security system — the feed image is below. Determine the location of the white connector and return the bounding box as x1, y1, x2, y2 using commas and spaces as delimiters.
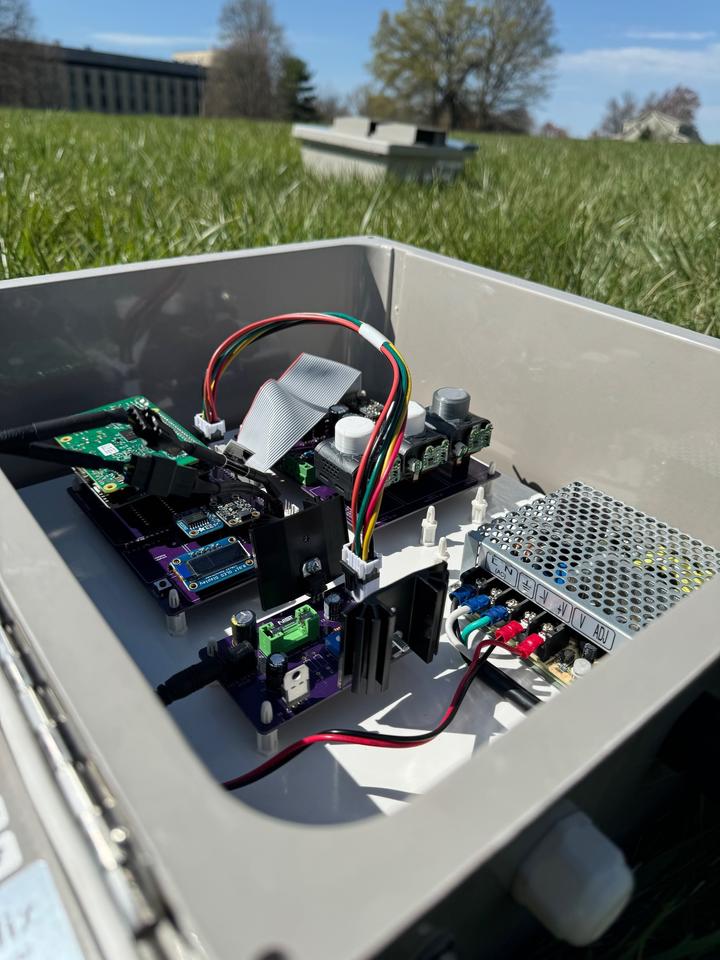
194, 412, 226, 441
471, 486, 488, 525
420, 506, 437, 546
341, 543, 382, 601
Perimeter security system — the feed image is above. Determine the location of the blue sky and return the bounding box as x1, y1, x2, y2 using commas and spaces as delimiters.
31, 0, 720, 141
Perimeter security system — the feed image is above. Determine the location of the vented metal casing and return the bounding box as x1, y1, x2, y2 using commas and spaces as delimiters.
462, 481, 720, 652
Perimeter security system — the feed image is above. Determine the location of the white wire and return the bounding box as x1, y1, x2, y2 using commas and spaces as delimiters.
445, 604, 470, 645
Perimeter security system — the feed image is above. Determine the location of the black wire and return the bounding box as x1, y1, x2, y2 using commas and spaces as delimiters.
2, 442, 128, 472
354, 389, 405, 533
324, 667, 481, 744
449, 612, 540, 710
0, 408, 131, 451
223, 655, 484, 790
212, 319, 405, 526
222, 453, 285, 504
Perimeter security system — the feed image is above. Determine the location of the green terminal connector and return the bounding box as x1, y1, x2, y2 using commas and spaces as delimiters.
279, 452, 317, 485
258, 604, 320, 657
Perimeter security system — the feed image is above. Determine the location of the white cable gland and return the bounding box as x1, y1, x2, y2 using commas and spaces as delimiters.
420, 505, 437, 546
512, 811, 634, 946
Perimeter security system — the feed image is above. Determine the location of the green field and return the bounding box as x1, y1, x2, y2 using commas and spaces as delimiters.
1, 108, 719, 338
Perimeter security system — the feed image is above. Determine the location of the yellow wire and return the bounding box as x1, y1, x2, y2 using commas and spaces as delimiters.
211, 327, 412, 564
208, 330, 266, 399
361, 358, 412, 560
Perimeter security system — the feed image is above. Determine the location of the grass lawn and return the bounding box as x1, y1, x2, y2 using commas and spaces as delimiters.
1, 109, 719, 338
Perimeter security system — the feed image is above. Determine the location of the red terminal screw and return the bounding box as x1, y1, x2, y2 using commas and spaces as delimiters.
495, 620, 524, 643
515, 633, 545, 659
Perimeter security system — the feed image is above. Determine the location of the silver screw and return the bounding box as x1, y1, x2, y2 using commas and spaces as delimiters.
302, 557, 322, 577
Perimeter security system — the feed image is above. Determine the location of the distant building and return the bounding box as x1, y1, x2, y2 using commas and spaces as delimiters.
620, 110, 702, 144
0, 41, 206, 116
172, 50, 216, 68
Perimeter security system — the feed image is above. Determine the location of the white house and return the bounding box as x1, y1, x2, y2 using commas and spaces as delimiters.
621, 110, 702, 143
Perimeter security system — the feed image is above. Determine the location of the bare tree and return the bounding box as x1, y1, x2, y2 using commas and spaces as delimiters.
205, 0, 287, 118
644, 85, 700, 124
538, 120, 567, 138
314, 91, 350, 123
594, 91, 638, 137
474, 0, 558, 129
0, 0, 34, 38
0, 0, 65, 109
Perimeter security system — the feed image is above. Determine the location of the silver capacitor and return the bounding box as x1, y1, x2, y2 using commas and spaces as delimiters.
431, 387, 471, 421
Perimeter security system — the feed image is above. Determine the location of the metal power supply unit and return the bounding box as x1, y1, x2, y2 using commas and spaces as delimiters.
0, 237, 719, 960
462, 480, 720, 651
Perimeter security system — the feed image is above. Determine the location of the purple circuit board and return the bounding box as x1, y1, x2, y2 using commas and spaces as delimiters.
202, 609, 346, 732
68, 480, 261, 615
304, 458, 493, 527
200, 592, 419, 733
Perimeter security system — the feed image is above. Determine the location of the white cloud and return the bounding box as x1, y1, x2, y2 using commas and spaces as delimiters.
559, 42, 720, 79
91, 32, 213, 49
625, 30, 715, 42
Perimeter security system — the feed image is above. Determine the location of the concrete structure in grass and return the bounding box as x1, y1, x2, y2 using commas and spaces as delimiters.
292, 116, 478, 181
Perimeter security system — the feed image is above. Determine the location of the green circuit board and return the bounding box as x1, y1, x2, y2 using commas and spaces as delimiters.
54, 396, 200, 500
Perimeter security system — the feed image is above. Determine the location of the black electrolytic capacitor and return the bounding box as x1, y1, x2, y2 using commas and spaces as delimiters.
220, 640, 257, 681
323, 592, 343, 620
266, 652, 288, 689
328, 404, 350, 422
231, 609, 258, 648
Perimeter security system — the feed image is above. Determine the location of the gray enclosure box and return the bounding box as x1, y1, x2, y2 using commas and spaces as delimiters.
292, 117, 477, 180
0, 237, 719, 960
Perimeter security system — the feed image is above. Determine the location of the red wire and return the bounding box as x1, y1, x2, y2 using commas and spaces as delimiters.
203, 312, 359, 422
349, 343, 400, 528
202, 312, 402, 533
361, 421, 406, 530
223, 638, 517, 791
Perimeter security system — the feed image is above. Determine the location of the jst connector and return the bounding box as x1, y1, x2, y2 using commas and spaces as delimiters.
341, 544, 382, 602
515, 633, 545, 659
194, 412, 226, 441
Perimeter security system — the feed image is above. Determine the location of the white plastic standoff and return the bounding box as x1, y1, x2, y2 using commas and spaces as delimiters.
420, 506, 438, 546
